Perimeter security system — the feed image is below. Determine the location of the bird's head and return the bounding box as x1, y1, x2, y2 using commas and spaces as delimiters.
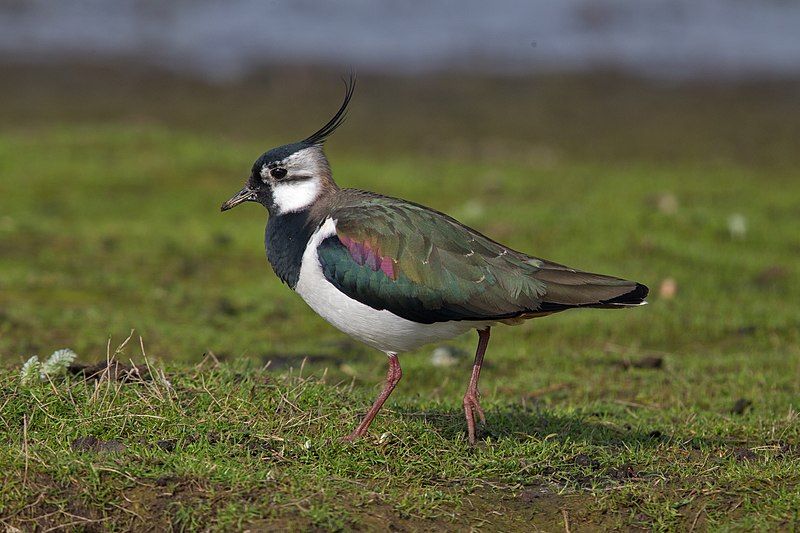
221, 75, 355, 216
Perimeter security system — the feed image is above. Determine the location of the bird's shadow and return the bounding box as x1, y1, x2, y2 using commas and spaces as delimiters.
394, 403, 711, 450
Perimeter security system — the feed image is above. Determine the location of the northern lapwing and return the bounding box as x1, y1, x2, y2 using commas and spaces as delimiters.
221, 77, 648, 444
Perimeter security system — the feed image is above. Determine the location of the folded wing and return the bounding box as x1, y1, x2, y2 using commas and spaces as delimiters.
317, 192, 647, 324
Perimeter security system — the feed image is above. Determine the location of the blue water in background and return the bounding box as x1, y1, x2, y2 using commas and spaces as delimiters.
1, 0, 799, 81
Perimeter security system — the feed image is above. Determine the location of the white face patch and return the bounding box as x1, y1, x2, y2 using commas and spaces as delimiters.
272, 177, 321, 214
258, 146, 330, 214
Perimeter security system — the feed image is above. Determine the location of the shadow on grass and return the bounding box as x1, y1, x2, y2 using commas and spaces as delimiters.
258, 339, 372, 371
396, 403, 706, 450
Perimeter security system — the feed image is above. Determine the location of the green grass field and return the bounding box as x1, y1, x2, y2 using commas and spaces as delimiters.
1, 65, 799, 530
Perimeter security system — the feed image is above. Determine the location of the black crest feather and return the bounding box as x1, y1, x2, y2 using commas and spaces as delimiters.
302, 72, 356, 145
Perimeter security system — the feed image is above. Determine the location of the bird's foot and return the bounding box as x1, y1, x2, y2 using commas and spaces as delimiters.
463, 390, 486, 445
342, 429, 363, 443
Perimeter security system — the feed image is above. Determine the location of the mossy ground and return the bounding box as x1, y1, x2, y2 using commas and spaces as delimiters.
1, 64, 798, 531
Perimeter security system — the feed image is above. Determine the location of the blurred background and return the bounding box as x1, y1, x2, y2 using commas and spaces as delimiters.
1, 1, 798, 381
4, 0, 800, 80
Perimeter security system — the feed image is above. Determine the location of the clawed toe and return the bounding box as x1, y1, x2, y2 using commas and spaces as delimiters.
463, 392, 486, 445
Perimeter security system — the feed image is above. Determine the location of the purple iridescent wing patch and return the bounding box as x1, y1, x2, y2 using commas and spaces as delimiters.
338, 234, 397, 280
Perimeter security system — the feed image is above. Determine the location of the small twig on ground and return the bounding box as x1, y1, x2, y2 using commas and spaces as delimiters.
689, 504, 706, 532
562, 508, 571, 533
206, 350, 221, 366
728, 498, 745, 514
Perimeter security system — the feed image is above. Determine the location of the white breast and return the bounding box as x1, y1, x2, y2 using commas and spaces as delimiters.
294, 217, 481, 354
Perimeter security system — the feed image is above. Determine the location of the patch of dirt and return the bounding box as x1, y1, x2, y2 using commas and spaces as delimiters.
753, 265, 789, 288
4, 473, 115, 531
244, 486, 618, 532
571, 453, 601, 469
776, 442, 800, 459
617, 355, 664, 370
215, 297, 247, 317
156, 439, 177, 452
461, 486, 621, 532
607, 464, 640, 481
6, 472, 762, 532
730, 398, 752, 415
733, 325, 757, 336
121, 477, 217, 531
71, 435, 127, 454
68, 360, 151, 382
732, 447, 758, 462
3, 467, 629, 532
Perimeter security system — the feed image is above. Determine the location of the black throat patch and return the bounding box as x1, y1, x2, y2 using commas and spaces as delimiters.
264, 211, 318, 289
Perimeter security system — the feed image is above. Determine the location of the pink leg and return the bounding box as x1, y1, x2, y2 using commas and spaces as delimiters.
344, 353, 402, 441
464, 328, 491, 445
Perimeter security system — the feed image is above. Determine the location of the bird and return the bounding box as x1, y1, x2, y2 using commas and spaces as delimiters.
221, 76, 648, 444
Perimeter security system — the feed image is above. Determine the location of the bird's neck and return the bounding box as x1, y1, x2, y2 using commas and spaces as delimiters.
264, 208, 321, 289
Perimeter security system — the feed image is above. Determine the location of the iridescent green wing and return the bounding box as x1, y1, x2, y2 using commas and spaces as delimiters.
317, 192, 645, 324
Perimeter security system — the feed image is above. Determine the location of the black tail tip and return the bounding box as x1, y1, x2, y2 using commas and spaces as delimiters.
607, 282, 649, 305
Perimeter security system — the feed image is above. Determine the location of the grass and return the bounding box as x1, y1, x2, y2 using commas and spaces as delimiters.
1, 64, 799, 530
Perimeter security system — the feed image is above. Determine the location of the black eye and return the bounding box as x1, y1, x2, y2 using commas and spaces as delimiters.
271, 167, 287, 179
